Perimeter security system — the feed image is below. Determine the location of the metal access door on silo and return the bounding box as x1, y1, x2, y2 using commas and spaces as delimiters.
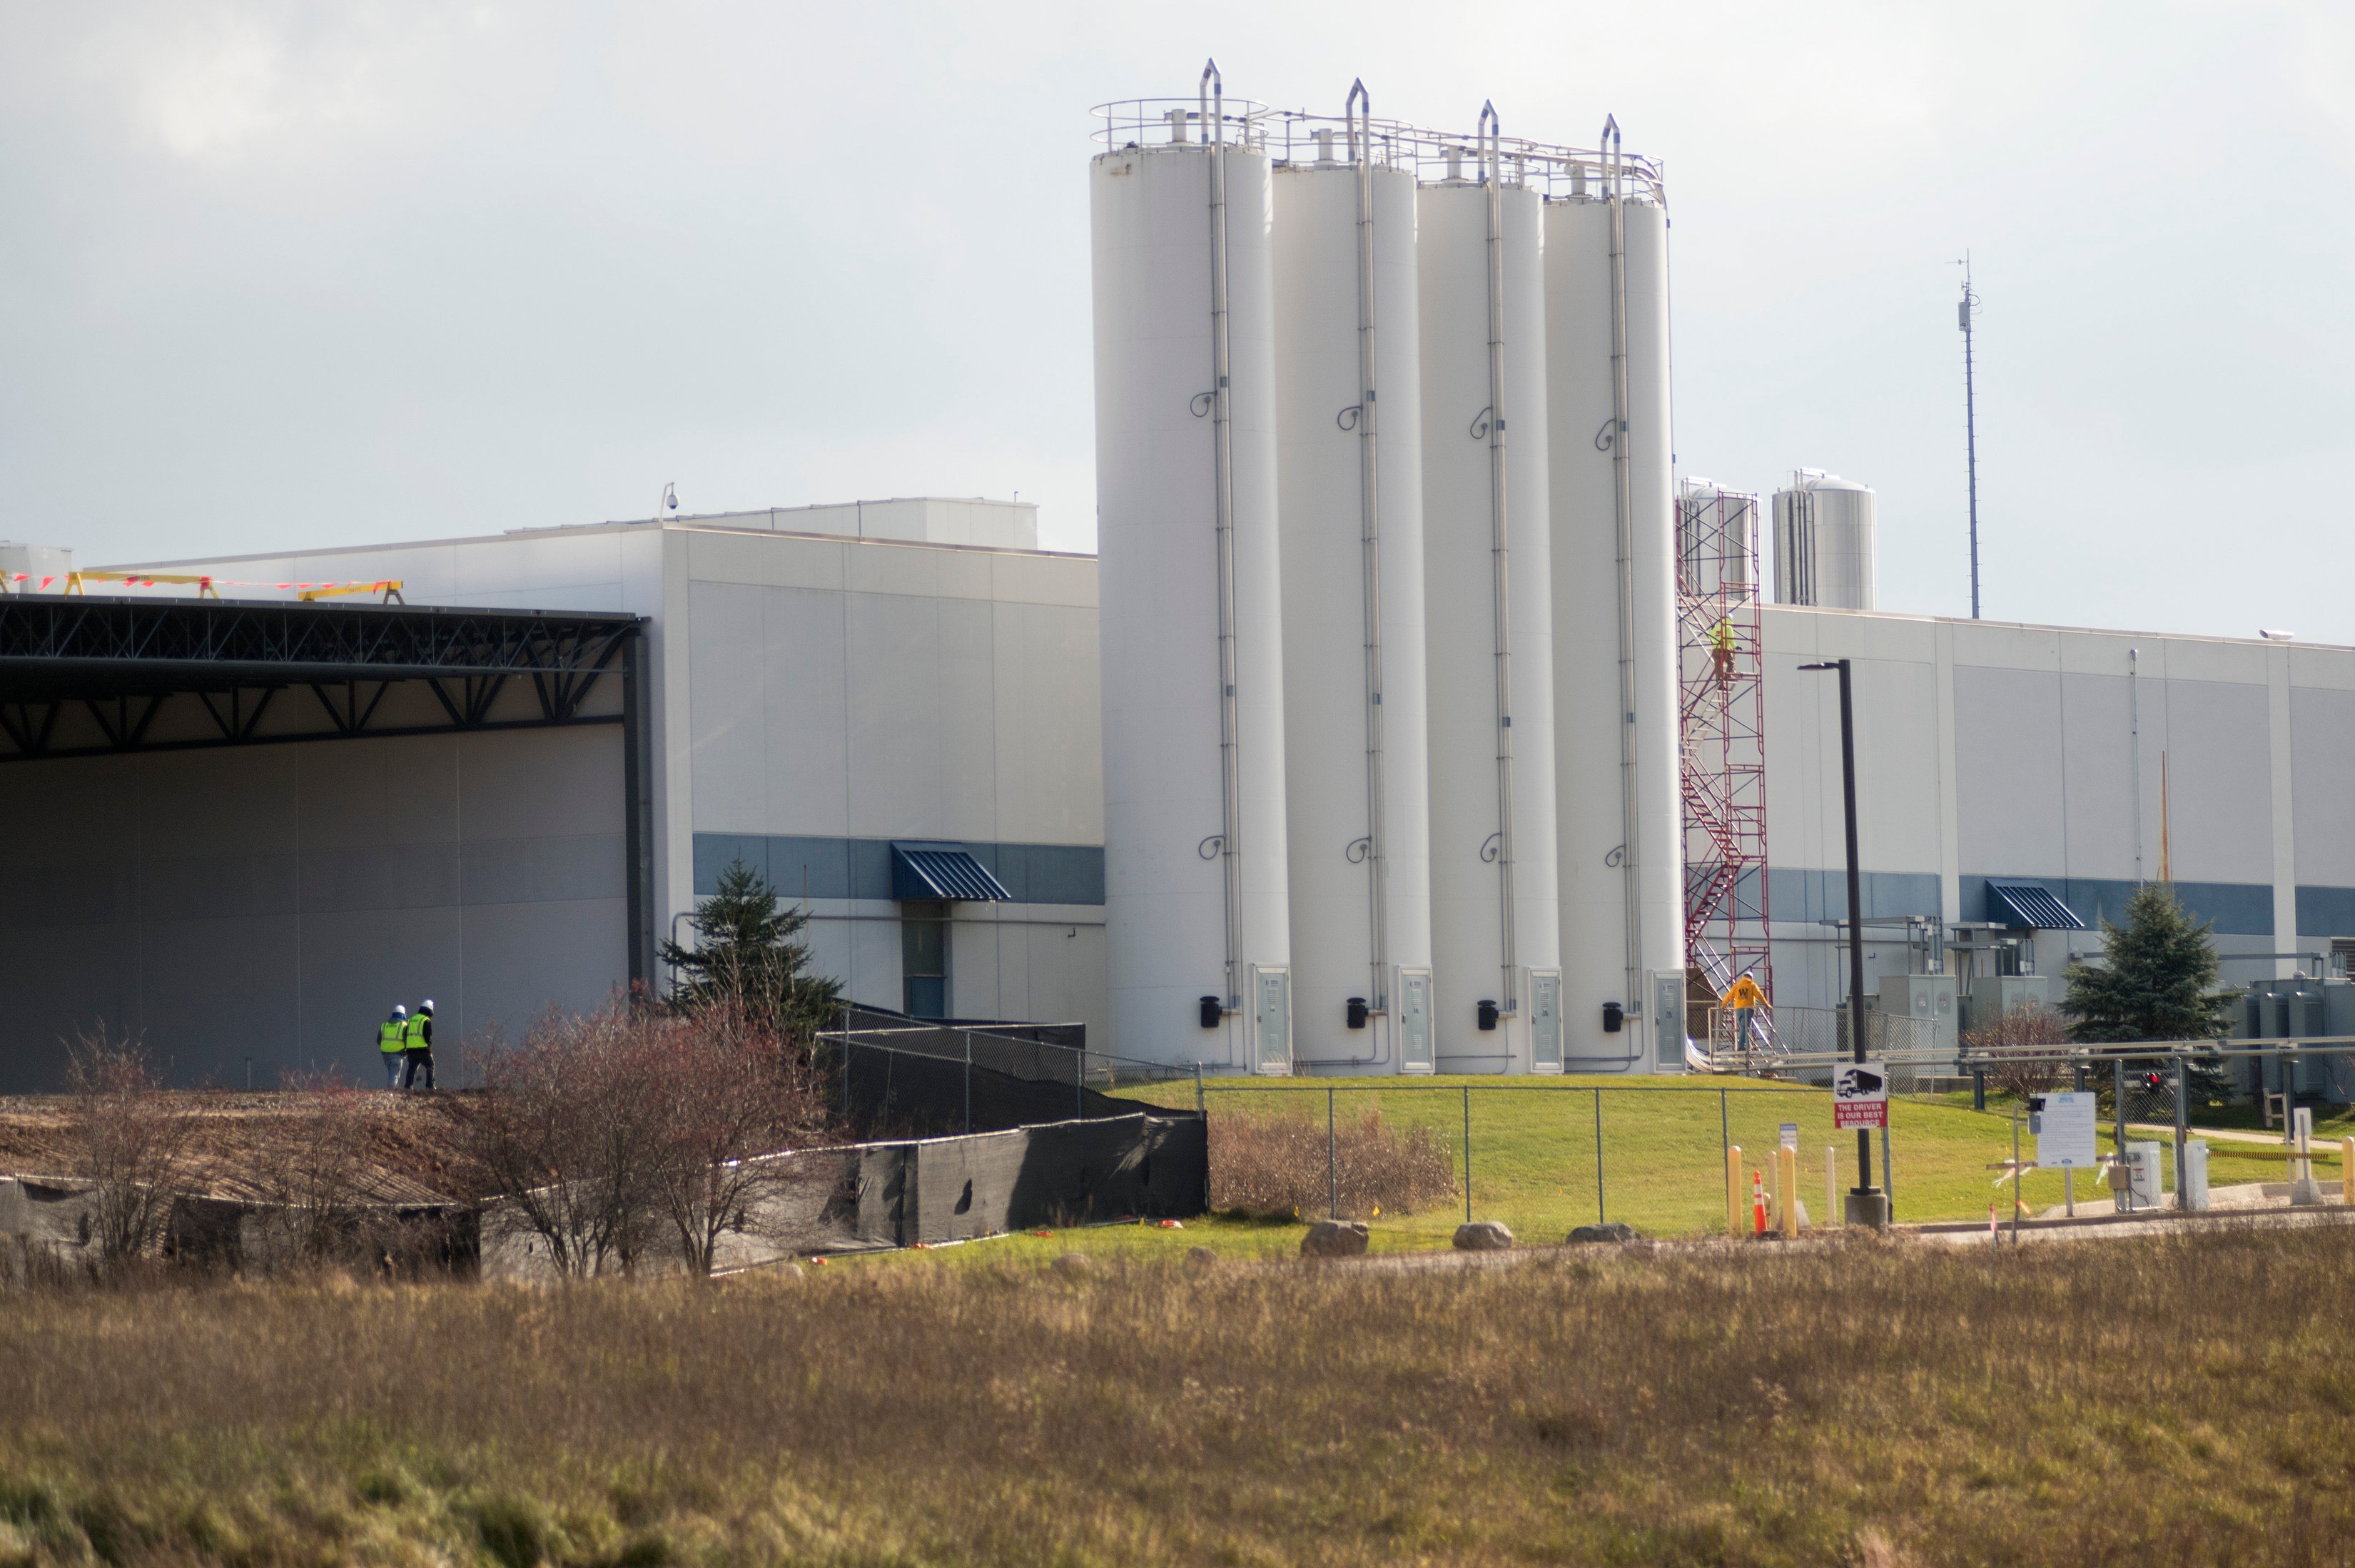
1253, 967, 1292, 1075
1399, 969, 1434, 1074
1531, 971, 1563, 1073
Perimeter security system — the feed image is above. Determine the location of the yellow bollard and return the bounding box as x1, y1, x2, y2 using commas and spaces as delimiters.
1726, 1145, 1744, 1238
1779, 1143, 1801, 1238
2343, 1138, 2354, 1207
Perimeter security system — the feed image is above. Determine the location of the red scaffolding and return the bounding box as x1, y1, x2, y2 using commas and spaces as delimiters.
1676, 482, 1775, 1055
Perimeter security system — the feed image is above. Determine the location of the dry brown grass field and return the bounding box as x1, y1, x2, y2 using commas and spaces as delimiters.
4, 1225, 2354, 1566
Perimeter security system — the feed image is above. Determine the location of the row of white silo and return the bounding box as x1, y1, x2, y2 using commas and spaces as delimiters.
1090, 72, 1685, 1074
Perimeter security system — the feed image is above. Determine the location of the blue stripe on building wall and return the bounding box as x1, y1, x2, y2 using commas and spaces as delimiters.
1763, 869, 2291, 938
693, 834, 1104, 905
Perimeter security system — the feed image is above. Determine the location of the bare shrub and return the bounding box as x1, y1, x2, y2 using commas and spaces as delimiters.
457, 1003, 664, 1277
252, 1072, 390, 1269
639, 1003, 830, 1276
64, 1025, 200, 1269
459, 998, 829, 1278
1963, 1003, 2072, 1100
1210, 1106, 1457, 1220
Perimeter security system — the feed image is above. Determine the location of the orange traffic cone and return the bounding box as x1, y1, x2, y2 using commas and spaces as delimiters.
1752, 1170, 1768, 1237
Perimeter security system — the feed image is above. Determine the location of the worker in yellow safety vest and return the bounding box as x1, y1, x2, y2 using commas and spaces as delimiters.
400, 998, 436, 1093
378, 1004, 409, 1090
1711, 616, 1738, 685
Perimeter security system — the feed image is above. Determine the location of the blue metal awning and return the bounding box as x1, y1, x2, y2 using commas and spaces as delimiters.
1985, 879, 2085, 931
891, 841, 1011, 902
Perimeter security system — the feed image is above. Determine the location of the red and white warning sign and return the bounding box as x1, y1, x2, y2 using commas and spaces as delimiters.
1832, 1061, 1889, 1130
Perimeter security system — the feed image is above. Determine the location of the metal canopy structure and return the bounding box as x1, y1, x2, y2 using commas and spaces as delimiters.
1985, 879, 2086, 932
891, 842, 1014, 903
0, 594, 656, 986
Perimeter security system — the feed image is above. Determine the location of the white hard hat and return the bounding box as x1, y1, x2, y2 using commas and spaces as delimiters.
420, 999, 435, 1014
393, 1004, 408, 1018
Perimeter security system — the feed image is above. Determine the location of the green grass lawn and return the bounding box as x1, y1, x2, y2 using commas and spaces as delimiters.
930, 1073, 2351, 1265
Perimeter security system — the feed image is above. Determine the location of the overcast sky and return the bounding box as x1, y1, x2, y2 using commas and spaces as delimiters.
4, 2, 2350, 640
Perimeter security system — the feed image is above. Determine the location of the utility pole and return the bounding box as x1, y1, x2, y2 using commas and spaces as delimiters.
1957, 256, 1982, 619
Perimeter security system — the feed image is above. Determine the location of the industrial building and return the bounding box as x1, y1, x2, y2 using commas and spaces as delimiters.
3, 69, 2344, 1088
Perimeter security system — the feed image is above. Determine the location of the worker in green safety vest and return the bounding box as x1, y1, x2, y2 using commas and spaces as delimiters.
378, 1004, 408, 1090
400, 998, 436, 1093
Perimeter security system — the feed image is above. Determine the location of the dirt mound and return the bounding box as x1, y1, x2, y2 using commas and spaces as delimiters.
0, 1091, 480, 1204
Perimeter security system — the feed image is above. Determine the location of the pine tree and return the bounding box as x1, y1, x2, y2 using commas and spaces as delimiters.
659, 857, 842, 1046
2062, 884, 2237, 1044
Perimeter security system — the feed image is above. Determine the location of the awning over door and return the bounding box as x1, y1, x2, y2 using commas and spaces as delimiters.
1985, 879, 2086, 931
891, 841, 1012, 901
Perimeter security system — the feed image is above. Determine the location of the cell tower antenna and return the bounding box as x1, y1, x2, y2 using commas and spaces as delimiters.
1957, 254, 1982, 619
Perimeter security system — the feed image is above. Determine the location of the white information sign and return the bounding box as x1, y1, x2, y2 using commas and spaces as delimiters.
2033, 1091, 2099, 1169
1832, 1061, 1889, 1129
1779, 1123, 1800, 1150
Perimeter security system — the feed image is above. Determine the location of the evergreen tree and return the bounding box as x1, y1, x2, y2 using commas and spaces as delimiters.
2062, 884, 2237, 1044
659, 858, 842, 1045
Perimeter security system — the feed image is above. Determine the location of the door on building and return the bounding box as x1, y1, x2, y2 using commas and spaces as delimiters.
1653, 971, 1688, 1067
1530, 970, 1563, 1073
1398, 968, 1434, 1074
902, 906, 950, 1018
1253, 967, 1291, 1074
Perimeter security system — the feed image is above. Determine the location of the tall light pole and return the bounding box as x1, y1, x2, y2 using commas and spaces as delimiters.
1801, 657, 1886, 1227
1958, 256, 1981, 620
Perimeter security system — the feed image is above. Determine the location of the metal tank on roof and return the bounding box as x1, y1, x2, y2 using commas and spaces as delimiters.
1543, 123, 1688, 1071
1773, 471, 1877, 610
1269, 86, 1437, 1075
1090, 66, 1295, 1072
1417, 108, 1564, 1073
1676, 477, 1758, 602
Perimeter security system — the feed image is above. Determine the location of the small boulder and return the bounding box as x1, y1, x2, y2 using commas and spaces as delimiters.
1453, 1220, 1514, 1251
1567, 1222, 1639, 1244
1300, 1220, 1369, 1258
1053, 1253, 1091, 1274
1185, 1246, 1220, 1268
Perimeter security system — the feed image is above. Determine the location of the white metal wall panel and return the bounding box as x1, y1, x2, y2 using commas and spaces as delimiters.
991, 603, 1104, 846
1953, 664, 2068, 879
2291, 686, 2355, 888
2158, 677, 2273, 885
2056, 674, 2140, 882
759, 587, 851, 838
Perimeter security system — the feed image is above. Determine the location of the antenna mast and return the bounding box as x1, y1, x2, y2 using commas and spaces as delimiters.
1958, 256, 1981, 619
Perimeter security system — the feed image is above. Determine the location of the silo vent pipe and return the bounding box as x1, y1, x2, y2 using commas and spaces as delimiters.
1201, 57, 1245, 1021
1479, 98, 1519, 1018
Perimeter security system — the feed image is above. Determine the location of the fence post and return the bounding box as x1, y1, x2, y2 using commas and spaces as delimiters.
1195, 1061, 1205, 1117
1972, 1069, 1985, 1113
2173, 1053, 2188, 1205
1327, 1085, 1337, 1220
1880, 1126, 1893, 1217
2112, 1057, 2127, 1169
1077, 1047, 1085, 1122
1718, 1087, 1728, 1154
963, 1031, 973, 1135
839, 1001, 852, 1123
1594, 1087, 1606, 1225
1825, 1145, 1838, 1229
1463, 1085, 1472, 1223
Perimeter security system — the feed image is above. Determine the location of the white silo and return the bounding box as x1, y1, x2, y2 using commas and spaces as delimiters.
1772, 471, 1877, 610
1417, 111, 1564, 1073
1543, 125, 1688, 1071
1676, 477, 1758, 602
1091, 68, 1295, 1072
1272, 89, 1437, 1074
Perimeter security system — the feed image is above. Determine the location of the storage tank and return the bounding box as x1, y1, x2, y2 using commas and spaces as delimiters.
1676, 478, 1758, 602
1091, 75, 1295, 1071
1772, 471, 1877, 610
1543, 133, 1688, 1071
1272, 94, 1437, 1073
1417, 118, 1564, 1073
